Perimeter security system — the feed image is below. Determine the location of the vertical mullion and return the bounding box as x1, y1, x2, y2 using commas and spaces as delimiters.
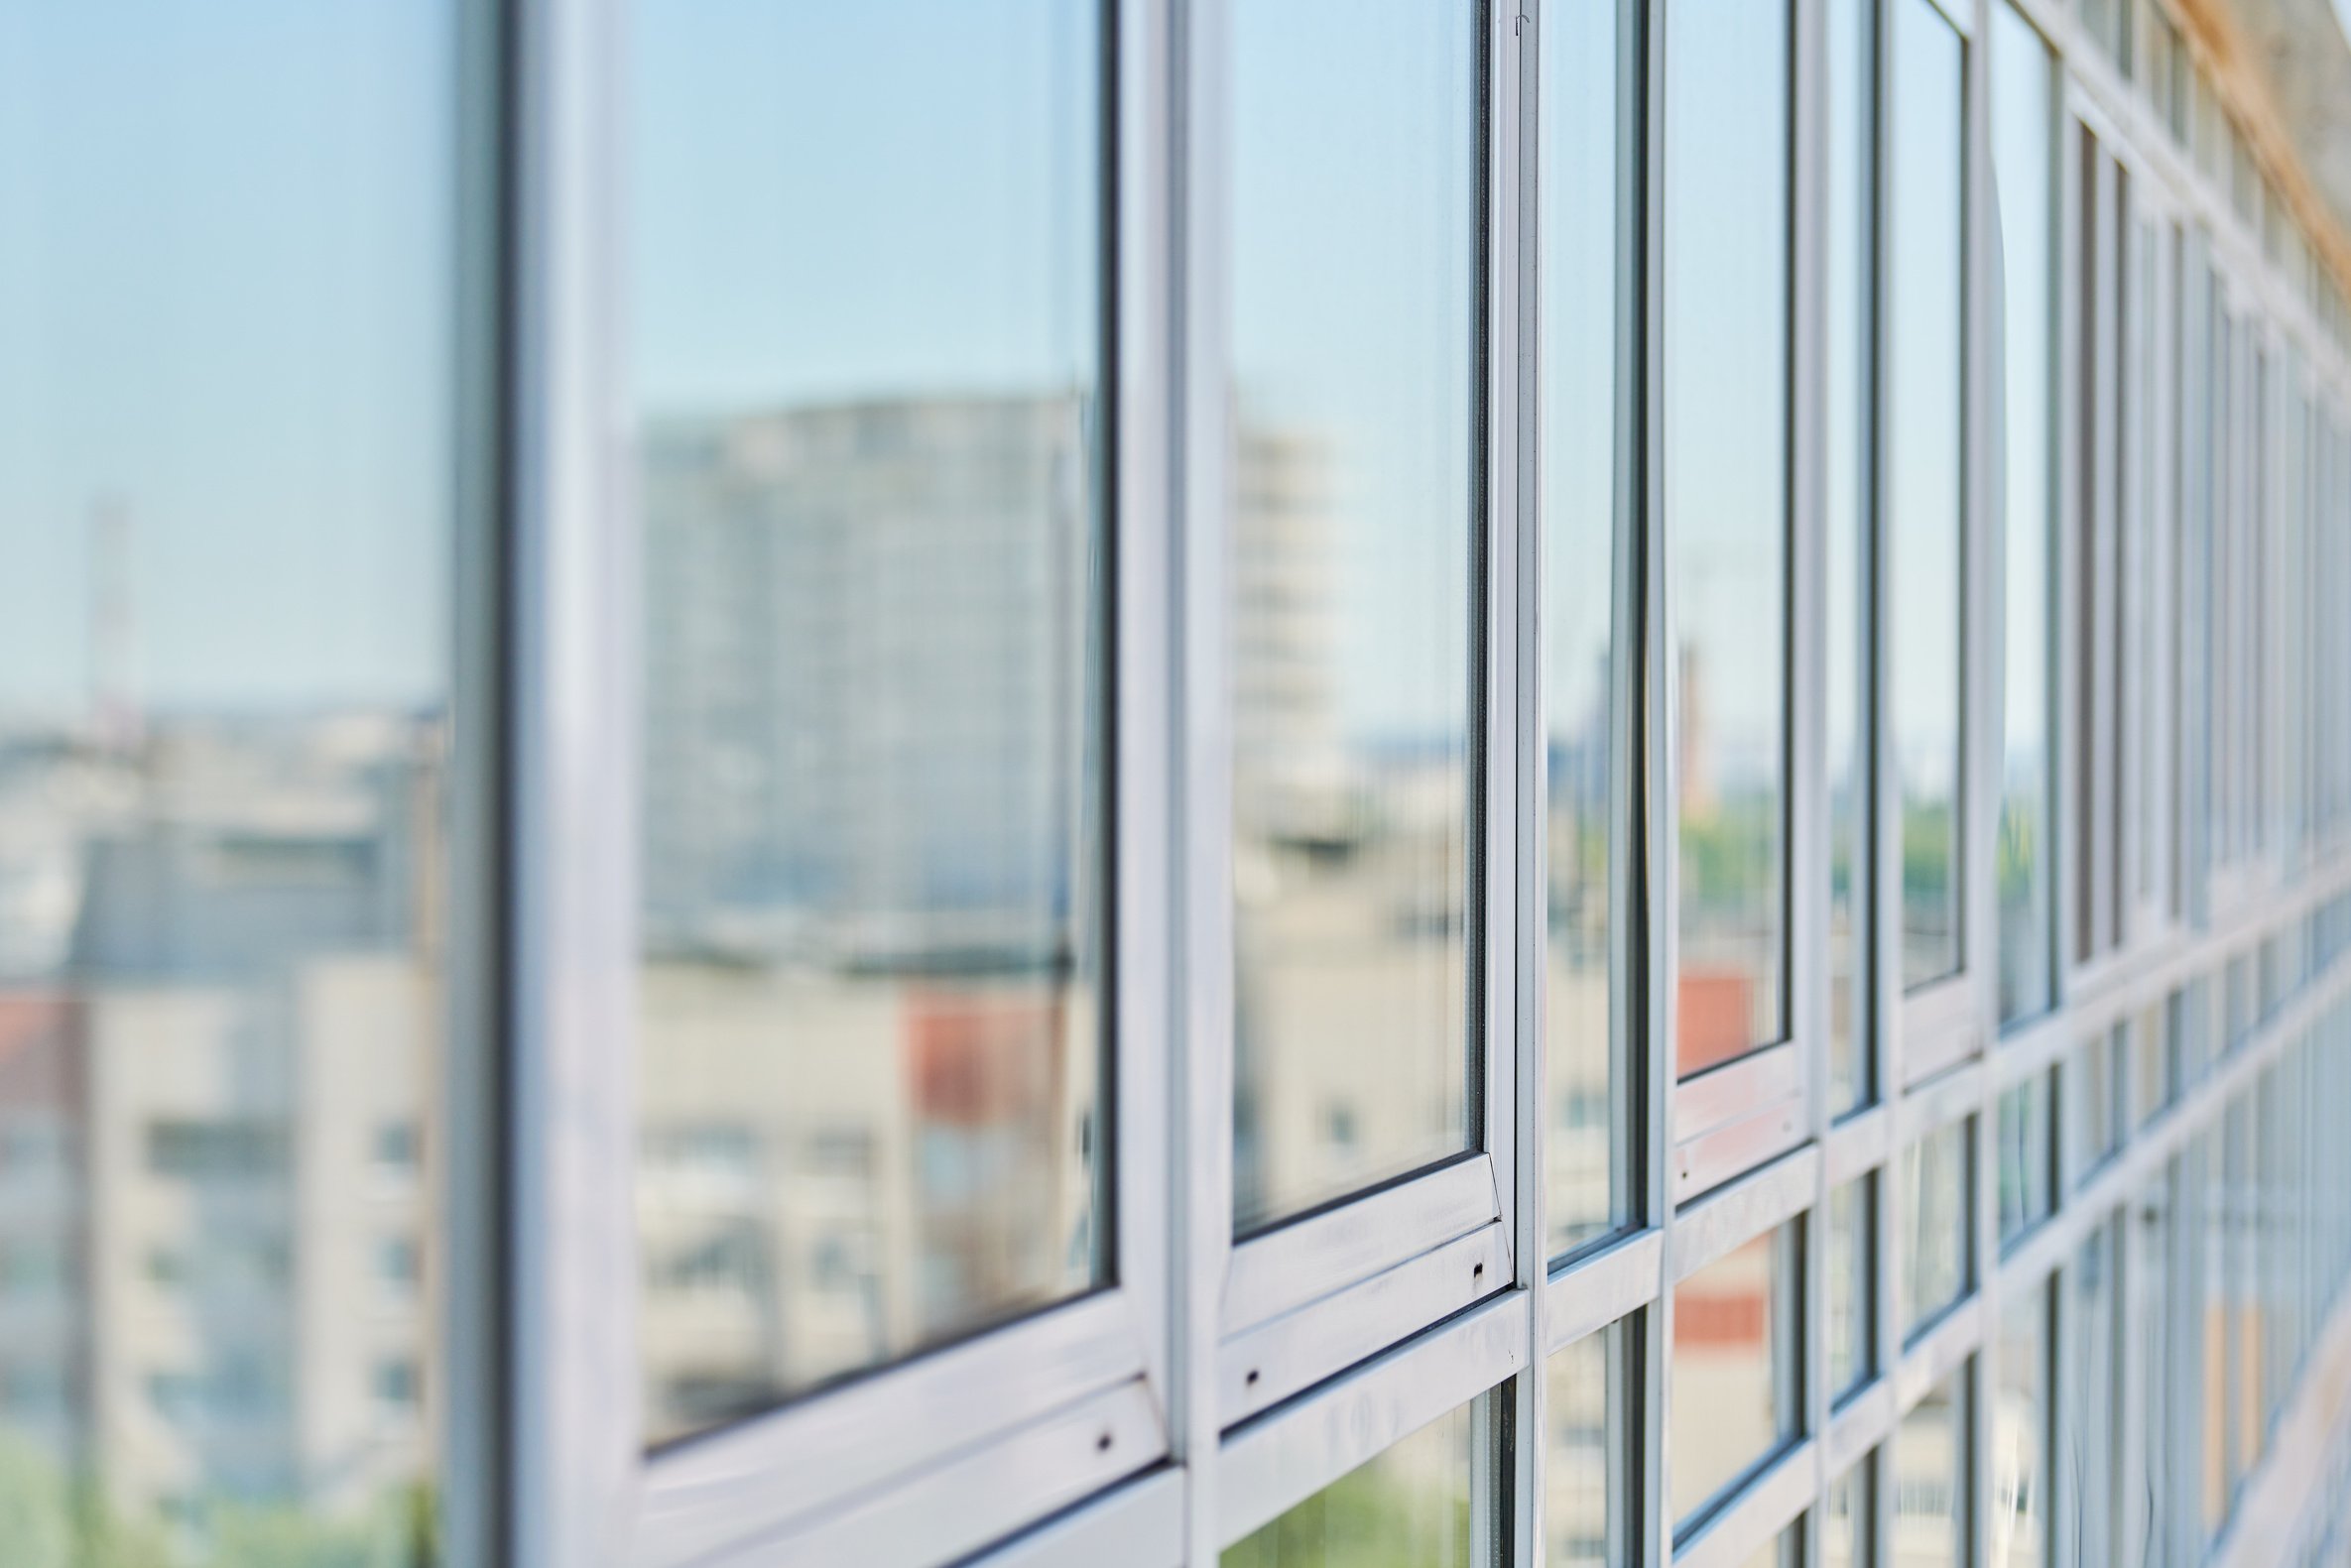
502, 0, 641, 1561
1486, 0, 1528, 1286
1964, 7, 2001, 1562
448, 0, 519, 1560
1500, 0, 1547, 1560
1172, 0, 1234, 1557
1640, 0, 1674, 1546
1117, 0, 1178, 1459
1791, 0, 1832, 1535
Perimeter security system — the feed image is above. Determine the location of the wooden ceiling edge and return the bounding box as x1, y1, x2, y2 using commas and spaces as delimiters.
2166, 0, 2351, 330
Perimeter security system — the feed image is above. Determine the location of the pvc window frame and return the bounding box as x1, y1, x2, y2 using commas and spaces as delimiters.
459, 0, 2351, 1558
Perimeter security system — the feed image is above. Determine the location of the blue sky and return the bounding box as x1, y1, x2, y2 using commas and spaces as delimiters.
0, 0, 1938, 766
0, 0, 451, 715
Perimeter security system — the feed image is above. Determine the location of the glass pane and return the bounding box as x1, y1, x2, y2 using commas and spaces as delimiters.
1547, 1325, 1622, 1566
1887, 0, 1966, 991
1671, 1224, 1797, 1523
2133, 1164, 2176, 1568
0, 4, 452, 1556
1668, 0, 1792, 1076
1995, 1292, 2048, 1568
2138, 999, 2176, 1125
1229, 0, 1481, 1232
1824, 1457, 1873, 1568
630, 1, 1108, 1441
2230, 1095, 2262, 1480
2074, 1027, 2122, 1180
1897, 1370, 1968, 1568
1829, 1177, 1873, 1398
1992, 2, 2058, 1025
2072, 1222, 2120, 1563
1222, 1399, 1478, 1566
1826, 0, 1874, 1115
1901, 1119, 1969, 1338
1996, 1072, 2054, 1246
2201, 1131, 2229, 1539
1545, 0, 1624, 1257
1741, 1526, 1798, 1568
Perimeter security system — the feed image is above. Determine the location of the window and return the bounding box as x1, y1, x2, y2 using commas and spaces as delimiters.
630, 0, 1111, 1436
1545, 0, 1630, 1253
146, 1120, 289, 1181
376, 1237, 421, 1300
2070, 1222, 2121, 1563
373, 1356, 421, 1416
1823, 1457, 1873, 1568
1827, 0, 1877, 1113
1670, 1224, 1799, 1524
1997, 1072, 2055, 1246
1829, 1177, 1874, 1398
1898, 1370, 1969, 1568
2073, 1026, 2126, 1179
1902, 1118, 1970, 1338
1547, 1324, 1627, 1565
1229, 0, 1482, 1231
1886, 0, 1968, 994
2075, 133, 2131, 966
1221, 1399, 1481, 1566
1995, 1290, 2049, 1568
2136, 1000, 2175, 1125
1993, 3, 2060, 1025
373, 1119, 421, 1175
1668, 0, 1794, 1076
0, 17, 455, 1555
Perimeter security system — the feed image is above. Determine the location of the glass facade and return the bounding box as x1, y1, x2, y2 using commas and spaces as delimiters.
14, 3, 2351, 1567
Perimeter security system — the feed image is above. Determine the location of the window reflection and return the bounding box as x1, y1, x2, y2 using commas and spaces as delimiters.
1545, 0, 1625, 1258
1897, 1372, 1968, 1568
1996, 1073, 2054, 1246
1901, 1119, 1969, 1338
1221, 1399, 1478, 1566
1824, 1458, 1872, 1568
1670, 1225, 1797, 1523
1668, 0, 1793, 1075
2074, 1027, 2123, 1179
1993, 2, 2059, 1025
631, 0, 1108, 1442
1888, 0, 1967, 991
2072, 1224, 2119, 1562
1995, 1294, 2047, 1568
0, 4, 452, 1558
2137, 1000, 2174, 1125
1829, 1178, 1872, 1398
1230, 0, 1481, 1232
